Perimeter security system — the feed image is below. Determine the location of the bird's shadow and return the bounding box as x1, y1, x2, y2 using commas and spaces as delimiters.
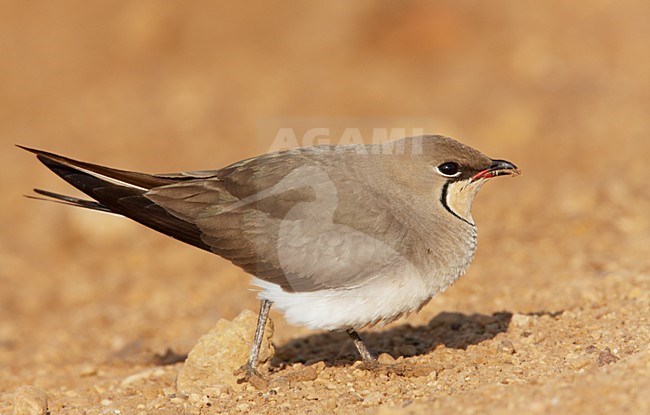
271, 311, 513, 368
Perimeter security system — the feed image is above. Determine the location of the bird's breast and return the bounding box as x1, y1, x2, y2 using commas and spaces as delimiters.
417, 221, 478, 295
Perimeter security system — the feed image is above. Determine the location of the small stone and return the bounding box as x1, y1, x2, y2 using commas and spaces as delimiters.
202, 384, 231, 397
377, 353, 396, 365
427, 370, 438, 381
497, 340, 516, 354
176, 309, 274, 394
311, 361, 326, 373
121, 368, 165, 387
472, 354, 486, 365
268, 376, 289, 388
597, 348, 620, 367
305, 390, 320, 400
352, 368, 367, 378
142, 385, 160, 400
12, 386, 48, 415
511, 313, 532, 327
561, 310, 573, 318
362, 392, 382, 406
567, 354, 592, 370
79, 365, 98, 377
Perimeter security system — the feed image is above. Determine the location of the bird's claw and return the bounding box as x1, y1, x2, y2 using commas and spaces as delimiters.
358, 359, 381, 371
234, 363, 269, 389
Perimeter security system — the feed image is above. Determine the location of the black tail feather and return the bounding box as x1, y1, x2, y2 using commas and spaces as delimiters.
28, 189, 112, 213
17, 145, 178, 189
22, 146, 212, 252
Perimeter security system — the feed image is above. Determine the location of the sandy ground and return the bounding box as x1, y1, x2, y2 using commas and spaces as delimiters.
1, 1, 649, 414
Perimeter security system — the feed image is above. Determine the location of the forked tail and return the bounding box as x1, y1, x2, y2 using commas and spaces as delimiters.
20, 145, 211, 251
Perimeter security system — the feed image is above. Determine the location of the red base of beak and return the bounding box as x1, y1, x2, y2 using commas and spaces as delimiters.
472, 159, 520, 181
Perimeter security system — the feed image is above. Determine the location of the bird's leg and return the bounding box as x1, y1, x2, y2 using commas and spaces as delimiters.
346, 328, 376, 365
236, 299, 273, 385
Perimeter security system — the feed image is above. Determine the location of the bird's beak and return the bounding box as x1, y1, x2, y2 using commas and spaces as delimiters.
472, 159, 520, 181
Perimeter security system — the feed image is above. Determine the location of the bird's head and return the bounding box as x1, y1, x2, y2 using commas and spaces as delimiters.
399, 135, 520, 225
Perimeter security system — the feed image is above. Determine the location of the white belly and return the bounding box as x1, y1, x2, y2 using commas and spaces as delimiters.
252, 262, 466, 331
253, 219, 478, 331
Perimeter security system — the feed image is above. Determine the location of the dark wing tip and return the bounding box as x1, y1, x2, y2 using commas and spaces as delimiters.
32, 188, 68, 198
27, 188, 113, 213
16, 145, 63, 160
16, 144, 38, 153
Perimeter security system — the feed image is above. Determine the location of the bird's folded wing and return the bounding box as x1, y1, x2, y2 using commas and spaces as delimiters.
146, 152, 415, 293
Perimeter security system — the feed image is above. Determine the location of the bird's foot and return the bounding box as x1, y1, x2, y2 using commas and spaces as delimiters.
358, 359, 381, 371
234, 363, 269, 389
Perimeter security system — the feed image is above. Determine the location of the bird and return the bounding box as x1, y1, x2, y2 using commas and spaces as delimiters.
20, 135, 519, 381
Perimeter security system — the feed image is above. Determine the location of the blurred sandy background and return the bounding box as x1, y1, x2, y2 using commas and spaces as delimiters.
1, 1, 649, 414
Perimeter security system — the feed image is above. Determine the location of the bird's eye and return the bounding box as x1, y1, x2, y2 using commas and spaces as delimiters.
436, 162, 461, 177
